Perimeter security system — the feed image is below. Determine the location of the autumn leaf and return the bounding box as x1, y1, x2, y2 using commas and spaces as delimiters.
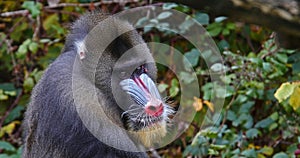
193, 97, 203, 111
274, 82, 295, 103
274, 81, 300, 111
289, 85, 300, 110
203, 100, 214, 112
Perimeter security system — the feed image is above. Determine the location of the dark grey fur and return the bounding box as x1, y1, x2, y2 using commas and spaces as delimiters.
22, 12, 155, 158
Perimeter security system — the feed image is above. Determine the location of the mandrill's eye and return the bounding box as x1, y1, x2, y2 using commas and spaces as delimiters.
120, 71, 128, 79
132, 65, 147, 78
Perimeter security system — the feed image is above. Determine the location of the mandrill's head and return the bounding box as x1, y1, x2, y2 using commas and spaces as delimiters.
70, 11, 174, 148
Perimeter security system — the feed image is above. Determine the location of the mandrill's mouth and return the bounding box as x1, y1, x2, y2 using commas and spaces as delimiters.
119, 65, 173, 131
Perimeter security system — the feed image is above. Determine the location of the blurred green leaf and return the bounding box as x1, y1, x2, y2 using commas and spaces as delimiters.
241, 149, 256, 157
194, 12, 209, 25
29, 42, 39, 54
157, 11, 172, 20
255, 117, 274, 128
246, 128, 260, 139
259, 146, 273, 156
169, 79, 179, 97
0, 141, 16, 152
215, 16, 227, 22
22, 1, 42, 18
4, 105, 25, 124
158, 83, 168, 93
273, 152, 289, 158
183, 48, 201, 68
162, 3, 178, 10
23, 77, 34, 92
180, 72, 195, 84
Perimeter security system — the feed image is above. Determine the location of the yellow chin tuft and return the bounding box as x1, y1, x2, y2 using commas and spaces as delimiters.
129, 121, 167, 148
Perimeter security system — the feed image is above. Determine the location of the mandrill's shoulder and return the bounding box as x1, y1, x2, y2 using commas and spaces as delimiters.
63, 11, 110, 53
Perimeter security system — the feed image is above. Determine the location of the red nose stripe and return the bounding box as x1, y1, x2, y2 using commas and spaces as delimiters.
133, 77, 150, 94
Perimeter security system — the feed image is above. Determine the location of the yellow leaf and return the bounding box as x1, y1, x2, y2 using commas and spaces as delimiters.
289, 85, 300, 111
193, 97, 203, 111
0, 121, 20, 137
274, 82, 294, 103
248, 143, 261, 149
260, 146, 273, 156
258, 153, 266, 158
203, 100, 214, 112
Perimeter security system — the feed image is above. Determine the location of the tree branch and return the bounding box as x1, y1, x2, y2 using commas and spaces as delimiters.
160, 0, 300, 49
0, 0, 139, 17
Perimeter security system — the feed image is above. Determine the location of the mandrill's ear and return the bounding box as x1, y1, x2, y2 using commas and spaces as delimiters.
75, 40, 86, 60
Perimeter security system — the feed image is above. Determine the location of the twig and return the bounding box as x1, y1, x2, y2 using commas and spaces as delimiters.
33, 15, 41, 41
44, 8, 81, 17
0, 0, 139, 17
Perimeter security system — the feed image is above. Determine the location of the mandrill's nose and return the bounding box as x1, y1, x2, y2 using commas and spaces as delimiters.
145, 103, 163, 117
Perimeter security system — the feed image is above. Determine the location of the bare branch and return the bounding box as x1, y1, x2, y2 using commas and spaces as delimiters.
0, 0, 139, 17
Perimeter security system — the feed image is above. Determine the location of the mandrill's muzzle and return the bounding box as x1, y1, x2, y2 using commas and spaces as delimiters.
119, 71, 173, 131
120, 74, 164, 117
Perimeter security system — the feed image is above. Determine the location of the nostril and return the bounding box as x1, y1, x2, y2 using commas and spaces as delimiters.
145, 104, 164, 117
148, 105, 157, 111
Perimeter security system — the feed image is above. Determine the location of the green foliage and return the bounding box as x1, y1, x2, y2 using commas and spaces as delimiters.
22, 1, 42, 18
0, 1, 299, 157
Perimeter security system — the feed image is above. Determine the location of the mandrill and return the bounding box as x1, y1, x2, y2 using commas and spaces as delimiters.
22, 11, 173, 158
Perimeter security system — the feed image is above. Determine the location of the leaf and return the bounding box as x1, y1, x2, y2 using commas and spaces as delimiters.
157, 11, 172, 20
16, 39, 31, 58
29, 42, 39, 54
0, 93, 8, 100
246, 128, 260, 139
0, 121, 20, 137
289, 85, 300, 110
169, 79, 179, 97
207, 22, 222, 37
193, 97, 203, 111
210, 144, 226, 150
215, 16, 227, 22
0, 83, 16, 92
162, 3, 178, 10
22, 1, 42, 18
209, 27, 222, 37
226, 110, 237, 121
255, 117, 274, 128
239, 101, 255, 113
179, 19, 194, 33
183, 48, 201, 68
259, 146, 273, 156
275, 53, 288, 63
157, 83, 168, 93
210, 63, 225, 72
241, 149, 257, 157
23, 77, 35, 92
218, 40, 230, 50
4, 105, 25, 124
0, 141, 16, 152
203, 100, 214, 112
273, 152, 289, 158
179, 72, 195, 84
16, 44, 28, 58
194, 12, 209, 25
43, 14, 59, 30
274, 82, 295, 103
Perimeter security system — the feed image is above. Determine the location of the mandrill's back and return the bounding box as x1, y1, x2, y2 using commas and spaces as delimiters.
22, 11, 148, 158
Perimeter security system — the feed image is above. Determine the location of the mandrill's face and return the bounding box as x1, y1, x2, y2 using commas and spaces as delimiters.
92, 31, 175, 148
113, 53, 174, 147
